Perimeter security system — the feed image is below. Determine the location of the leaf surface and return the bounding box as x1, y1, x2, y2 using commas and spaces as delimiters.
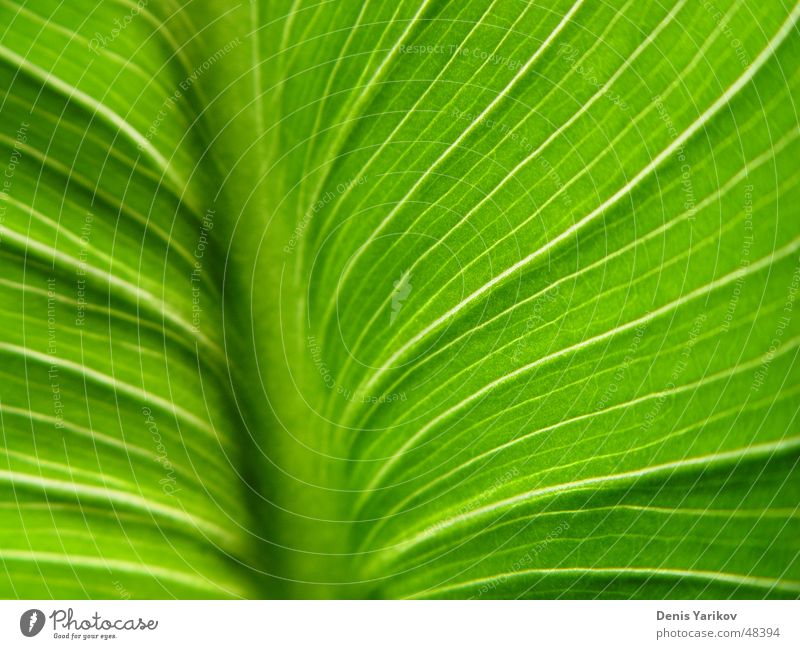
0, 0, 798, 598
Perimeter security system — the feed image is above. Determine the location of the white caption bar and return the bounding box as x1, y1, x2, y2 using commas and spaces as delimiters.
0, 600, 796, 648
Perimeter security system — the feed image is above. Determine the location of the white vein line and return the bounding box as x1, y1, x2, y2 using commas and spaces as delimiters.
360, 4, 800, 397
0, 134, 200, 269
297, 1, 371, 208
0, 224, 222, 357
283, 0, 348, 71
0, 402, 225, 492
0, 470, 234, 545
297, 0, 434, 262
397, 437, 800, 556
347, 129, 800, 432
0, 342, 221, 441
0, 44, 184, 193
409, 566, 800, 599
0, 550, 234, 593
0, 448, 132, 490
359, 167, 796, 441
328, 0, 433, 139
487, 504, 800, 521
0, 277, 221, 370
3, 0, 175, 100
362, 338, 800, 536
369, 0, 728, 327
316, 0, 587, 328
279, 0, 303, 58
0, 193, 137, 278
358, 371, 800, 561
361, 236, 800, 494
0, 402, 167, 464
326, 0, 686, 361
305, 0, 525, 238
335, 3, 764, 407
1, 91, 171, 192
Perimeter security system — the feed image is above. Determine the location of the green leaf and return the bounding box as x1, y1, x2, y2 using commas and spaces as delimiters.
0, 0, 798, 599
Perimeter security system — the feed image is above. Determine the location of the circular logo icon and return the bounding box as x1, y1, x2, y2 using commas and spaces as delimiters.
20, 609, 45, 637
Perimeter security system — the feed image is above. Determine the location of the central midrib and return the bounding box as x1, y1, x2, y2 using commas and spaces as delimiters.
166, 0, 358, 598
